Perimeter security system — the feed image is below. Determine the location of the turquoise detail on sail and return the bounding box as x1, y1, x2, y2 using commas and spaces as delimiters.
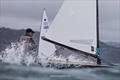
96, 48, 101, 55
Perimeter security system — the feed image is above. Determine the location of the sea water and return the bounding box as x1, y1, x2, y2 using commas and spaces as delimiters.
0, 63, 120, 80
0, 42, 120, 80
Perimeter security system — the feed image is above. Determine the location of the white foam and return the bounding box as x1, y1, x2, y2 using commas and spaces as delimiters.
0, 42, 36, 65
0, 42, 96, 66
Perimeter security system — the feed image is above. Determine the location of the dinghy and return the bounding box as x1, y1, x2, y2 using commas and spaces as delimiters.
40, 0, 103, 66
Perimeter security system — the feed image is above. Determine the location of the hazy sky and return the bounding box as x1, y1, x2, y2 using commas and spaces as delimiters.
0, 0, 120, 42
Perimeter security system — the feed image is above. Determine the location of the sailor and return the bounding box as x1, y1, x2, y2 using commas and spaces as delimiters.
19, 28, 38, 60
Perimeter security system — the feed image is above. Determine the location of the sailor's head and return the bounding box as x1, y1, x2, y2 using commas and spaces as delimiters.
26, 28, 35, 37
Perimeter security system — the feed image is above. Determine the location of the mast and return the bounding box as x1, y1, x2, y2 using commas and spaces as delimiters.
96, 0, 101, 64
96, 0, 99, 49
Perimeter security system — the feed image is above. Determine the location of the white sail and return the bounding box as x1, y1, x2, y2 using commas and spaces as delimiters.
38, 9, 56, 58
44, 0, 98, 55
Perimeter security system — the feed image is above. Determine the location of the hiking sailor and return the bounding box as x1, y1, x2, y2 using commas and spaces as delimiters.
19, 28, 38, 63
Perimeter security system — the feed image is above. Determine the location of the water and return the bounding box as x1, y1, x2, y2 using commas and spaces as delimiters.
0, 43, 120, 80
0, 63, 120, 80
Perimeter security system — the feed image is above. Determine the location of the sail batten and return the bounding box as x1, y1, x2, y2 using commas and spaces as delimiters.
44, 0, 98, 55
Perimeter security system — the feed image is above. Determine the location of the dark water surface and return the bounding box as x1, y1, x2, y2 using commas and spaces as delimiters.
0, 63, 120, 80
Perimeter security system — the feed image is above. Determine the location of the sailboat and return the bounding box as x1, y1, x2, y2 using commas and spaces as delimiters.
38, 9, 56, 60
42, 0, 101, 65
